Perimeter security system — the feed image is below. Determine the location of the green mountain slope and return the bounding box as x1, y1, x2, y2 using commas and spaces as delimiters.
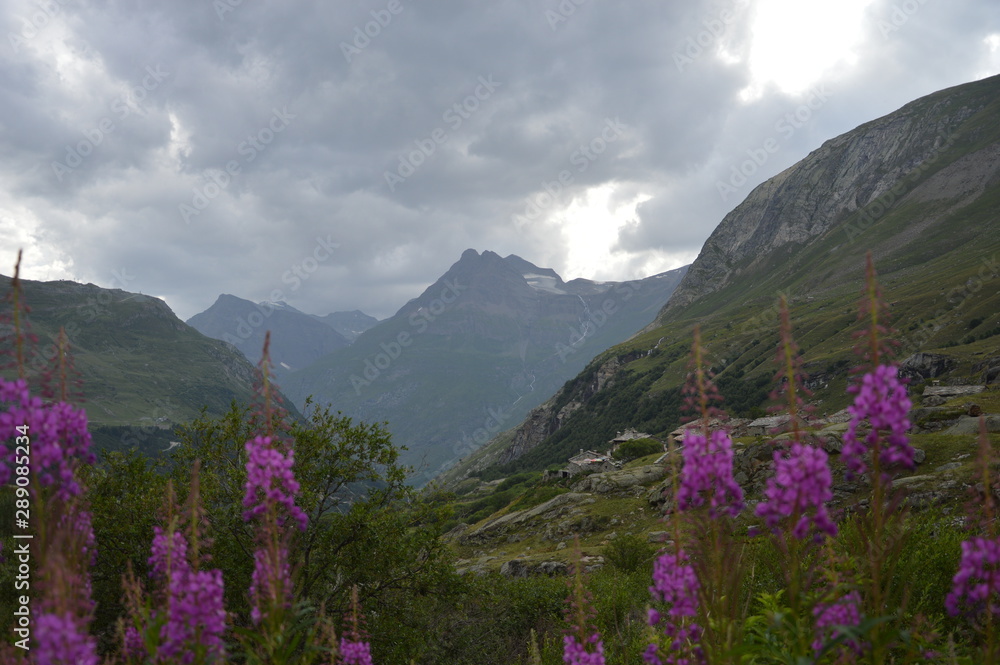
457, 74, 1000, 482
0, 275, 281, 453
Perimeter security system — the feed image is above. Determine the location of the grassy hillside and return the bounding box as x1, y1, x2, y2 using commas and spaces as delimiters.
0, 275, 291, 455
461, 75, 1000, 481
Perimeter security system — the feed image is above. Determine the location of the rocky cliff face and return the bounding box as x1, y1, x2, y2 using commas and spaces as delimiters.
664, 75, 1000, 315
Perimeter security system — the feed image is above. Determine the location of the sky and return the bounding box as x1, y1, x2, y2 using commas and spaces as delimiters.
1, 0, 998, 322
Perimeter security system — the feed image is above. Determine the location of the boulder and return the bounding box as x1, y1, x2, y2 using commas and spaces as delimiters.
899, 353, 957, 382
535, 561, 569, 577
572, 465, 666, 494
500, 560, 529, 578
944, 415, 1000, 436
973, 357, 1000, 385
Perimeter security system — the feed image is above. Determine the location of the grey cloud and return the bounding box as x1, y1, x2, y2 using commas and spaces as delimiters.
0, 0, 996, 321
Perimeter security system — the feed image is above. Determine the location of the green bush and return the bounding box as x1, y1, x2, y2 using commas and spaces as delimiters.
602, 533, 657, 573
612, 437, 664, 462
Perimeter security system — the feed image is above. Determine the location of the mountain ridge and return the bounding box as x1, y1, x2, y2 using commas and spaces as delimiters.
281, 250, 688, 485
451, 73, 1000, 484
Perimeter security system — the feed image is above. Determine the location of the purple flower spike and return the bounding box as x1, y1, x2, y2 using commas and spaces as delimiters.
249, 546, 293, 625
0, 377, 94, 498
646, 550, 705, 665
148, 526, 189, 580
842, 364, 913, 479
35, 612, 99, 665
138, 528, 227, 663
242, 434, 308, 530
563, 633, 606, 665
160, 568, 227, 663
755, 442, 837, 540
650, 550, 700, 618
678, 429, 744, 518
340, 636, 375, 665
947, 536, 1000, 617
813, 590, 862, 654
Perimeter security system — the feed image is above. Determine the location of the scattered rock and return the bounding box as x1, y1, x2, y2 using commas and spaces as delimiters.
647, 531, 670, 543
894, 474, 935, 487
913, 448, 926, 465
746, 415, 791, 436
921, 395, 947, 407
922, 385, 986, 398
556, 541, 567, 550
969, 403, 983, 417
461, 492, 593, 544
937, 462, 963, 473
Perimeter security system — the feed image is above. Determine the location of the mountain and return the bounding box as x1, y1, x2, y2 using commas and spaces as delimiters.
451, 73, 1000, 483
281, 250, 688, 484
187, 295, 351, 375
313, 310, 380, 342
0, 275, 277, 454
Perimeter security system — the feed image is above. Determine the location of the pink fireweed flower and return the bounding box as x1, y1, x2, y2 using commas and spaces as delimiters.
646, 550, 704, 665
160, 567, 227, 664
756, 442, 837, 540
563, 633, 606, 665
813, 590, 862, 654
339, 637, 376, 665
249, 546, 293, 625
677, 429, 744, 518
242, 434, 308, 530
34, 612, 99, 665
148, 525, 190, 579
946, 536, 1000, 617
0, 377, 94, 498
842, 364, 913, 479
137, 528, 226, 663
